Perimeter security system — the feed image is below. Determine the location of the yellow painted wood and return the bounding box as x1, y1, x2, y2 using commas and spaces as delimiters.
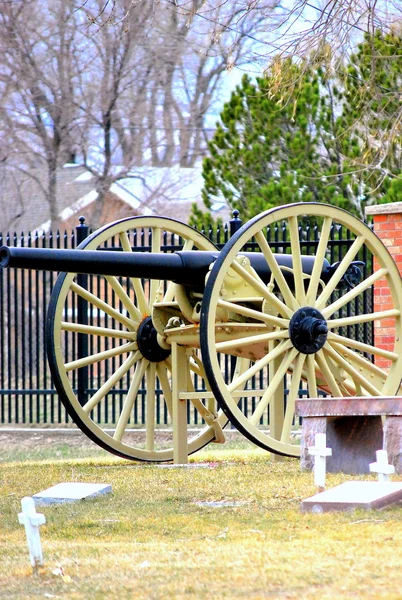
268, 340, 285, 442
326, 308, 400, 328
146, 364, 157, 451
171, 342, 189, 464
83, 352, 141, 414
61, 321, 137, 339
65, 342, 137, 372
105, 275, 142, 321
70, 281, 137, 329
315, 236, 366, 309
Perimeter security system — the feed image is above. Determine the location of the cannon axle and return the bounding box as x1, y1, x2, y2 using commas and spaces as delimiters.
137, 317, 171, 362
289, 307, 328, 354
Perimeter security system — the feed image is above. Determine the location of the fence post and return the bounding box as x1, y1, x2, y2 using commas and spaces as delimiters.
229, 209, 243, 238
228, 210, 243, 402
76, 217, 89, 406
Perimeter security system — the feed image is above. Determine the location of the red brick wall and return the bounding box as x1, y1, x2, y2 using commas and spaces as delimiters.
366, 206, 402, 369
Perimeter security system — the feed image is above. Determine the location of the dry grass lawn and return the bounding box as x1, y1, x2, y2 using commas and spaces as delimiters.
1, 433, 402, 599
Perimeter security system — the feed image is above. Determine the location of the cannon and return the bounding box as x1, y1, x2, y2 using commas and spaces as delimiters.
1, 203, 402, 463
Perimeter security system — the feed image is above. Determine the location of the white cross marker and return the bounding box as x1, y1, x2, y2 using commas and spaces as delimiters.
370, 449, 395, 482
308, 433, 332, 493
18, 497, 46, 572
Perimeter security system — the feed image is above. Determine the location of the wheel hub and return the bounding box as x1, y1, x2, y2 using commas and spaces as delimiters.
137, 316, 171, 362
289, 307, 328, 354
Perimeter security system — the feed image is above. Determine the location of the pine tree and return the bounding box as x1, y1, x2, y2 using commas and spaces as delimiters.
339, 29, 402, 211
195, 33, 402, 224
199, 61, 325, 222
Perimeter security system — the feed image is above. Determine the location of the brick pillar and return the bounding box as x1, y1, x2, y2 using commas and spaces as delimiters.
365, 202, 402, 369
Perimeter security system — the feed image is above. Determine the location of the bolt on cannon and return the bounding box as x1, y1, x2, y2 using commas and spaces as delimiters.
1, 203, 401, 463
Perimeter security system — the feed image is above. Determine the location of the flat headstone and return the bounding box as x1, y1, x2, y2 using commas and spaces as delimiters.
301, 481, 402, 513
33, 482, 112, 505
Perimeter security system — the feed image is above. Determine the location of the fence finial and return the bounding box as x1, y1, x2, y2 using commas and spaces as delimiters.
230, 209, 242, 237
76, 216, 89, 246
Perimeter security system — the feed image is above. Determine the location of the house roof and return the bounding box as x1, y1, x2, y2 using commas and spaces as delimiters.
0, 163, 231, 233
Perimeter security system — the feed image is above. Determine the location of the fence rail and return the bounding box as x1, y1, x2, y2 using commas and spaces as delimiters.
0, 214, 372, 426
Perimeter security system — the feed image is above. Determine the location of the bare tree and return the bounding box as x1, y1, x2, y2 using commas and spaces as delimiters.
70, 0, 279, 224
77, 0, 277, 166
71, 1, 156, 223
0, 0, 282, 228
0, 0, 82, 226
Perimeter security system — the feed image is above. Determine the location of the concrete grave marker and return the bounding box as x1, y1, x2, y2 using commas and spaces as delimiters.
33, 482, 112, 505
18, 497, 46, 572
301, 481, 402, 513
308, 433, 332, 493
370, 449, 395, 482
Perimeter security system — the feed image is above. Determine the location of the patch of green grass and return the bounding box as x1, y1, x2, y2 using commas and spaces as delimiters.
1, 440, 402, 599
0, 441, 109, 464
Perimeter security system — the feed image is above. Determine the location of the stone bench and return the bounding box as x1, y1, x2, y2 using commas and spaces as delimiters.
295, 397, 402, 474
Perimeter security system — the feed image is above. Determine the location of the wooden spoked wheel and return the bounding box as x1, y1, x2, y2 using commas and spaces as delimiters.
200, 203, 402, 457
46, 216, 226, 461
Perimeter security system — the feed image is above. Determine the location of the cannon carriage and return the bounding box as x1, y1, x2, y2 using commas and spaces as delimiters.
1, 203, 402, 463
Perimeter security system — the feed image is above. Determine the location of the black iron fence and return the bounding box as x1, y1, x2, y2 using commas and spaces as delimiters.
0, 214, 373, 425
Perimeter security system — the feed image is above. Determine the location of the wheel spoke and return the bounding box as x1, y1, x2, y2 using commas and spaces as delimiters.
228, 339, 293, 393
217, 299, 289, 328
315, 236, 366, 309
249, 347, 298, 426
83, 351, 140, 414
281, 352, 306, 443
113, 358, 149, 442
314, 350, 343, 396
327, 308, 400, 329
215, 329, 289, 352
119, 231, 149, 315
70, 282, 136, 329
322, 268, 388, 319
105, 275, 142, 321
230, 260, 293, 318
323, 344, 382, 396
306, 353, 318, 398
156, 362, 173, 418
327, 331, 399, 362
146, 363, 157, 451
288, 216, 306, 305
188, 352, 206, 377
65, 341, 138, 371
337, 370, 366, 396
255, 230, 298, 310
61, 322, 136, 339
330, 341, 388, 386
306, 217, 332, 305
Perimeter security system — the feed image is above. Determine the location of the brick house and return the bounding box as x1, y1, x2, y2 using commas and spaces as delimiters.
0, 162, 230, 233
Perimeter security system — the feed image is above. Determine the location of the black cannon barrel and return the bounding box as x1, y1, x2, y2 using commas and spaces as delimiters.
0, 245, 333, 287
241, 253, 333, 284
0, 246, 220, 286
